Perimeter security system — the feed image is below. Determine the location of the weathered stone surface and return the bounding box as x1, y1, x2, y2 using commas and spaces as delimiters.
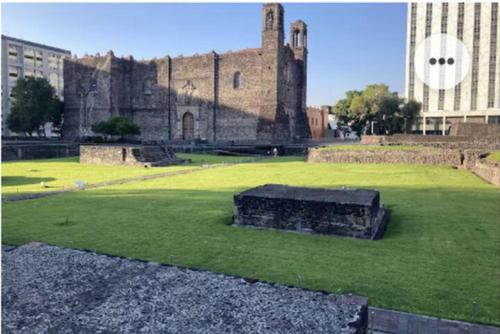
449, 123, 500, 137
233, 184, 389, 240
1, 142, 79, 161
2, 243, 368, 334
360, 134, 500, 150
472, 158, 500, 186
308, 148, 462, 166
63, 4, 310, 144
80, 144, 183, 167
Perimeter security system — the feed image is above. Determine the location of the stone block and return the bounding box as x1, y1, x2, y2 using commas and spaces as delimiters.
233, 184, 389, 240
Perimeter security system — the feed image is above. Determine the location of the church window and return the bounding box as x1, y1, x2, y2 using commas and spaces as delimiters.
266, 11, 274, 30
233, 72, 242, 89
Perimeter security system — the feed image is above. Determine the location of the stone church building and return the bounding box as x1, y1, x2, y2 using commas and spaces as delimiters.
63, 3, 310, 143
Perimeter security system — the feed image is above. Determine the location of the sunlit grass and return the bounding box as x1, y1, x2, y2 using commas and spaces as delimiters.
3, 158, 499, 325
486, 151, 500, 162
1, 153, 266, 197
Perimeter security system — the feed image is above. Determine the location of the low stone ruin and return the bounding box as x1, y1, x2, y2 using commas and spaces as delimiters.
308, 147, 463, 166
233, 184, 389, 240
80, 145, 185, 167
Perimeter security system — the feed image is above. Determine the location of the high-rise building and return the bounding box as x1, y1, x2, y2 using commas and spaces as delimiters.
1, 35, 71, 137
405, 3, 500, 135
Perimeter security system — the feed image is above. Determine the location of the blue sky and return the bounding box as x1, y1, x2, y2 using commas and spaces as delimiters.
2, 3, 407, 106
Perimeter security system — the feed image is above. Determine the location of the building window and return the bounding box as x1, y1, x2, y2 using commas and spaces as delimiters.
488, 3, 498, 108
24, 48, 35, 66
470, 3, 481, 111
8, 66, 19, 78
24, 68, 35, 78
266, 11, 274, 30
408, 3, 417, 100
293, 30, 301, 47
49, 72, 59, 89
36, 50, 43, 63
454, 3, 465, 111
143, 78, 153, 95
48, 53, 59, 70
8, 45, 19, 62
422, 3, 432, 112
437, 3, 448, 111
233, 72, 242, 89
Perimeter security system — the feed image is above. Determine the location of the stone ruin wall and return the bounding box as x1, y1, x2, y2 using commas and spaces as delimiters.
360, 134, 500, 150
308, 148, 463, 166
448, 123, 500, 137
308, 145, 500, 186
472, 158, 500, 186
80, 145, 180, 167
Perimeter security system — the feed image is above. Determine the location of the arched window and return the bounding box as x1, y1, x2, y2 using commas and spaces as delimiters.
182, 112, 194, 140
266, 11, 274, 30
233, 72, 242, 89
293, 30, 301, 47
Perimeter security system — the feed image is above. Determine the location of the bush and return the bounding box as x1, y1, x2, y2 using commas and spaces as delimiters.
91, 117, 140, 140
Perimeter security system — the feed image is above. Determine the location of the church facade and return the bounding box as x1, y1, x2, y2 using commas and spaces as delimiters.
63, 3, 310, 143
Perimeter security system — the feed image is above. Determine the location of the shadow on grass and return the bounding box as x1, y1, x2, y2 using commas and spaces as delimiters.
2, 157, 79, 164
2, 176, 56, 187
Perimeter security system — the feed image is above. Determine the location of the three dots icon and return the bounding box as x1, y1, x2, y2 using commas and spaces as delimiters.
429, 57, 455, 65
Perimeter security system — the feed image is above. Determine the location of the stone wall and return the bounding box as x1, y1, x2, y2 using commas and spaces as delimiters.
471, 159, 500, 186
308, 148, 463, 166
233, 184, 389, 240
2, 143, 79, 161
449, 123, 500, 137
80, 145, 181, 167
63, 4, 309, 144
360, 134, 500, 150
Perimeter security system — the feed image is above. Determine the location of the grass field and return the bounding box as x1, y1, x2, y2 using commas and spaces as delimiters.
2, 157, 499, 325
487, 151, 500, 162
1, 153, 259, 197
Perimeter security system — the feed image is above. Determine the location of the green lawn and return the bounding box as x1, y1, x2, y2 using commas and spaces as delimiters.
2, 158, 499, 325
487, 151, 500, 162
1, 153, 259, 197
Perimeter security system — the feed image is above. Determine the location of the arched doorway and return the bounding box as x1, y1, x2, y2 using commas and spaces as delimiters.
182, 112, 194, 140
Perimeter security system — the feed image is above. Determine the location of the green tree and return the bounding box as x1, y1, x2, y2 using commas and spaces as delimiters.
91, 117, 141, 141
333, 84, 421, 136
376, 95, 402, 135
7, 77, 63, 136
400, 100, 421, 134
333, 90, 363, 136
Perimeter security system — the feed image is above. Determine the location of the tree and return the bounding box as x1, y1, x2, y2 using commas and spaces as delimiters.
333, 84, 421, 136
400, 100, 421, 134
91, 117, 141, 141
376, 95, 402, 135
7, 77, 63, 137
333, 90, 364, 136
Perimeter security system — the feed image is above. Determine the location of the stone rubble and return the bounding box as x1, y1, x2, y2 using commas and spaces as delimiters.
2, 243, 367, 334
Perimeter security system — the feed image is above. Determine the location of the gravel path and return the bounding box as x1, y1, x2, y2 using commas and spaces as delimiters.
2, 243, 367, 334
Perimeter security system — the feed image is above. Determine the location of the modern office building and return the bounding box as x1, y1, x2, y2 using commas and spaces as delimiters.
1, 35, 71, 136
405, 3, 500, 135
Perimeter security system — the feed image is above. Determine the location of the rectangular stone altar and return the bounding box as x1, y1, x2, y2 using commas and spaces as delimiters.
233, 184, 389, 240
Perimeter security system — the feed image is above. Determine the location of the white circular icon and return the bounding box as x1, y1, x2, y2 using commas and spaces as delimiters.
414, 34, 471, 90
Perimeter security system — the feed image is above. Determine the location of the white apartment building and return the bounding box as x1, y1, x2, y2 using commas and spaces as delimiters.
1, 35, 71, 136
405, 3, 499, 135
